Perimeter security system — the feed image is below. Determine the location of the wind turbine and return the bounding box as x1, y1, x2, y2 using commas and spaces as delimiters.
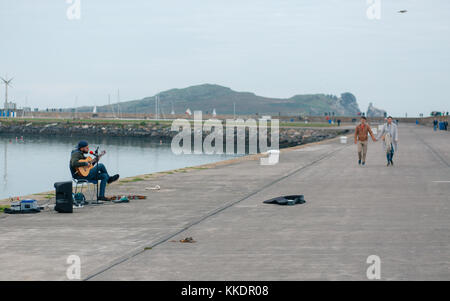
0, 76, 13, 110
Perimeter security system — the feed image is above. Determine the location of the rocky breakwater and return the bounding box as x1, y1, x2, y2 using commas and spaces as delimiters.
279, 128, 348, 148
0, 120, 349, 149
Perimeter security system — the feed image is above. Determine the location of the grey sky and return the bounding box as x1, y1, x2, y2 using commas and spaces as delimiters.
1, 0, 449, 116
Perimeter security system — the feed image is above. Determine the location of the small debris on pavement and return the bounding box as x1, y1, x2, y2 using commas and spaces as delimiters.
170, 237, 196, 243
145, 185, 161, 191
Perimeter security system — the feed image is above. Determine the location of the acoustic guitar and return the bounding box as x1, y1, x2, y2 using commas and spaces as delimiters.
75, 150, 106, 177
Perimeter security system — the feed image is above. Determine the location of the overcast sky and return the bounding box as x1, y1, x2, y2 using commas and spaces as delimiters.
0, 0, 449, 116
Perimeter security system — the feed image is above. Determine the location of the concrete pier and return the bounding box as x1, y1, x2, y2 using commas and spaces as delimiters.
0, 124, 448, 280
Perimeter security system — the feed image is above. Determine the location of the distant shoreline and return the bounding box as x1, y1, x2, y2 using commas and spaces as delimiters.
0, 118, 348, 149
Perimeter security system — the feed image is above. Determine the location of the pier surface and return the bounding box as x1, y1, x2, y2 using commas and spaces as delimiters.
0, 125, 449, 280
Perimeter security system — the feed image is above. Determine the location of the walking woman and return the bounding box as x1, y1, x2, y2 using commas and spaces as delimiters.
377, 116, 399, 166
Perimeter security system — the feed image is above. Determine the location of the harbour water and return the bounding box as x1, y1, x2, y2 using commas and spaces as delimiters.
0, 134, 239, 199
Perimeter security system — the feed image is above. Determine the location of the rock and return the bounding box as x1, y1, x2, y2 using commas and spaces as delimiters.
367, 102, 386, 117
339, 93, 361, 116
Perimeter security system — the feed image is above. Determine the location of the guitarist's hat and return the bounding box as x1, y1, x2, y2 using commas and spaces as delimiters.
77, 140, 89, 149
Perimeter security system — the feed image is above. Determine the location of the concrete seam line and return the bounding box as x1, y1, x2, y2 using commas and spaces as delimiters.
413, 130, 449, 168
423, 143, 449, 168
83, 144, 348, 281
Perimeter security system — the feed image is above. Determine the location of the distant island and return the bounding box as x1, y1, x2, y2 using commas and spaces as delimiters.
366, 102, 387, 117
74, 84, 366, 116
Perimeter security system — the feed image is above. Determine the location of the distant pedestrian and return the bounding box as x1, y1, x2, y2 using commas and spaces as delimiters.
433, 119, 438, 131
337, 119, 341, 126
445, 120, 448, 131
377, 116, 399, 166
354, 116, 377, 166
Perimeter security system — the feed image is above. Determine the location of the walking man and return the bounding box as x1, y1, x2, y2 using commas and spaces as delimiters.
433, 118, 438, 131
354, 116, 377, 166
377, 116, 399, 166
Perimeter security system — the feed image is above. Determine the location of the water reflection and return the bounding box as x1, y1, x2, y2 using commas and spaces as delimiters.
0, 134, 239, 199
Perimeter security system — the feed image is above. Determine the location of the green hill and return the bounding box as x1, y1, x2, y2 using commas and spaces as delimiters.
76, 84, 361, 116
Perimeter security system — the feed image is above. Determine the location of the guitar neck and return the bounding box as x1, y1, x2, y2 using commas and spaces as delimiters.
91, 151, 106, 164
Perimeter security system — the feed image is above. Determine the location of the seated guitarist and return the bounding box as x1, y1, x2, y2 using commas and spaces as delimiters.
70, 140, 119, 201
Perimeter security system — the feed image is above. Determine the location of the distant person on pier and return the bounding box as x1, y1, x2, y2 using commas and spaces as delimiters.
377, 116, 399, 167
433, 118, 438, 131
354, 116, 377, 166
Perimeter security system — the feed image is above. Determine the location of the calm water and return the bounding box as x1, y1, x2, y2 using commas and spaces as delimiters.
0, 134, 239, 199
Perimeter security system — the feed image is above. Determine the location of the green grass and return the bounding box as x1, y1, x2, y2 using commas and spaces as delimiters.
120, 177, 145, 183
0, 118, 172, 127
279, 122, 336, 127
1, 117, 337, 129
0, 205, 10, 212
